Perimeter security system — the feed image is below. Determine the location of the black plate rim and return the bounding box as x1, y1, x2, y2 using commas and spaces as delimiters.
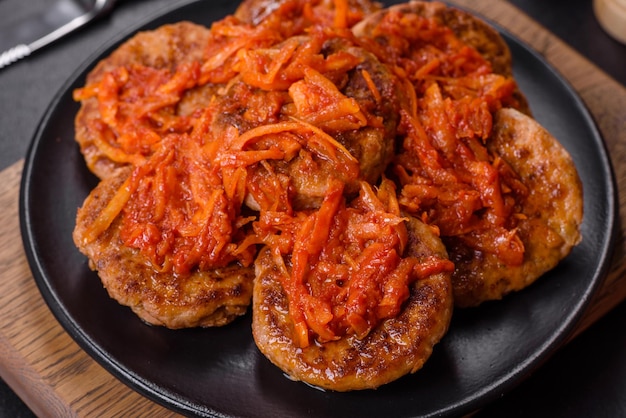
18, 1, 618, 417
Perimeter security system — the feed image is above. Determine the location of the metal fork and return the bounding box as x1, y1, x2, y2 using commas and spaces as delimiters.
0, 0, 117, 69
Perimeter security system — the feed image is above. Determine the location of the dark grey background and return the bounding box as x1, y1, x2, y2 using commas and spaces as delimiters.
0, 0, 624, 416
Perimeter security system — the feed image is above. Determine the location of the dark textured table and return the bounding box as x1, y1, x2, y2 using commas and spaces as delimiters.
0, 0, 624, 416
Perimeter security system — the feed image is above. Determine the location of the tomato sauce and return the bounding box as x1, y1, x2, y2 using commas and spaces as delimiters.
359, 10, 528, 266
74, 1, 519, 345
254, 179, 453, 347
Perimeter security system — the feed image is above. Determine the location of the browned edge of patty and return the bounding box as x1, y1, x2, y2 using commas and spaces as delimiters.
74, 21, 214, 180
73, 167, 255, 329
252, 215, 453, 391
352, 0, 532, 114
450, 108, 583, 307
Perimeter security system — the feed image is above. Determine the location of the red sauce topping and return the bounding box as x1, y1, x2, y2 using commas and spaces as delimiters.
74, 1, 525, 343
255, 179, 453, 346
359, 10, 528, 265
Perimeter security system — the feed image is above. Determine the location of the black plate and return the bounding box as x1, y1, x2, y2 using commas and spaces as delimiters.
19, 1, 617, 416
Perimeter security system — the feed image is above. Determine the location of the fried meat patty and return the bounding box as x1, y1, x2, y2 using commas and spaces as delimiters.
448, 108, 583, 307
73, 168, 254, 328
75, 21, 215, 180
351, 1, 582, 306
352, 0, 531, 114
70, 0, 584, 394
235, 0, 383, 28
327, 40, 400, 188
353, 1, 510, 75
213, 36, 401, 210
252, 216, 453, 391
282, 40, 400, 209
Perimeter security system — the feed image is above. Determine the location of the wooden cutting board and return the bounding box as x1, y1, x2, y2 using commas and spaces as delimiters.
0, 0, 624, 416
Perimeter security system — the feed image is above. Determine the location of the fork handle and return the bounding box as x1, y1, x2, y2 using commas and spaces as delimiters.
0, 45, 31, 70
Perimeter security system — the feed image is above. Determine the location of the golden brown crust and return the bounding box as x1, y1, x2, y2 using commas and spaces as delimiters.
252, 216, 453, 391
74, 21, 215, 180
73, 168, 254, 328
449, 108, 583, 307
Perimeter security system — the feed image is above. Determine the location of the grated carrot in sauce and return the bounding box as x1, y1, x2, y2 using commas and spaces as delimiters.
75, 1, 378, 272
74, 63, 200, 167
89, 134, 256, 275
75, 0, 466, 341
254, 178, 454, 347
358, 9, 529, 266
